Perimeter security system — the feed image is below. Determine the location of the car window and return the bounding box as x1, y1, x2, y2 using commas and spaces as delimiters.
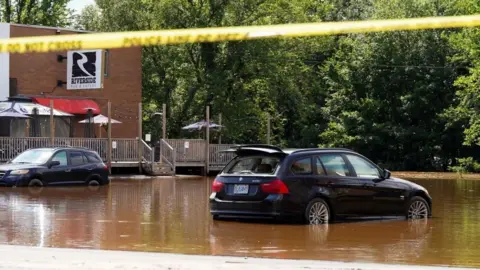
346, 154, 380, 178
226, 156, 280, 175
85, 152, 102, 163
70, 151, 86, 166
315, 157, 326, 175
318, 154, 350, 176
51, 151, 67, 166
290, 157, 312, 175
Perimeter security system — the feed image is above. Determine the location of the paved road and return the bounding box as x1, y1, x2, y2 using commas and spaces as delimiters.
0, 245, 474, 270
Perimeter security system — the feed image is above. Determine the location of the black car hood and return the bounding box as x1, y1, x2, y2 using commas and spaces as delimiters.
391, 177, 428, 192
0, 163, 43, 171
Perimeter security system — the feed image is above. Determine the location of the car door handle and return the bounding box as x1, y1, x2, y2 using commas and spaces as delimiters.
65, 169, 71, 172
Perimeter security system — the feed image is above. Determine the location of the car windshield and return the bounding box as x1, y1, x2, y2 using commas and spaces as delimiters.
11, 149, 54, 164
224, 156, 280, 175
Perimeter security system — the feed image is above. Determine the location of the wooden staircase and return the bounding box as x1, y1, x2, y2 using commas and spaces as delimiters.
142, 139, 176, 176
151, 162, 175, 176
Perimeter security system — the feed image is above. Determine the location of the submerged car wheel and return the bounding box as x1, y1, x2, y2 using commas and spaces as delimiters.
406, 196, 430, 219
28, 179, 43, 187
305, 198, 330, 225
87, 179, 100, 186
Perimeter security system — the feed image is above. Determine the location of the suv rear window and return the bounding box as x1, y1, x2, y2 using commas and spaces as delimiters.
85, 151, 102, 163
225, 156, 280, 175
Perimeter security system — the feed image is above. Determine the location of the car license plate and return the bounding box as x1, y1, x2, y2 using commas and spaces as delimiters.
233, 184, 249, 194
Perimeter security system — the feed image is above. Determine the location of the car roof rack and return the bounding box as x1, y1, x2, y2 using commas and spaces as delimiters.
43, 145, 93, 150
288, 147, 353, 154
229, 144, 284, 152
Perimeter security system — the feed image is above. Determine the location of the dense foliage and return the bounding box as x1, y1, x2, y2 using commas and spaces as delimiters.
0, 0, 73, 26
69, 0, 480, 171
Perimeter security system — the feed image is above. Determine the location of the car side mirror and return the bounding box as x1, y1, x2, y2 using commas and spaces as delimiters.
373, 169, 391, 183
49, 160, 60, 168
373, 177, 384, 183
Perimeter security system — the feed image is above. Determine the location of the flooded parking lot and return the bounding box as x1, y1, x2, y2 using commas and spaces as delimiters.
0, 177, 479, 268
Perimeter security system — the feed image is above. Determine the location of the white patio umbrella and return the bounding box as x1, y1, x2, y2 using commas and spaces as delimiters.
78, 114, 121, 138
78, 114, 122, 124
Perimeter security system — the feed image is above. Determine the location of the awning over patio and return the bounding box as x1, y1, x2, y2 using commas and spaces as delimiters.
32, 98, 101, 115
0, 102, 73, 116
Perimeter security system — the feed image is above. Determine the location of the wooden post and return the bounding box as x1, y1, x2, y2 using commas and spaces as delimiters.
218, 113, 222, 144
107, 101, 112, 174
138, 102, 143, 174
162, 103, 166, 139
205, 106, 210, 176
160, 103, 167, 165
267, 113, 271, 145
50, 100, 54, 145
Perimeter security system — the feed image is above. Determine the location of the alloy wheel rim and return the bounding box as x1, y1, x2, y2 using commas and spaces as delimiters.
408, 201, 428, 219
309, 202, 329, 224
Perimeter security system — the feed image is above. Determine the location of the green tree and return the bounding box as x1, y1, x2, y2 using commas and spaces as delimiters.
442, 0, 480, 172
73, 0, 479, 172
318, 0, 461, 170
0, 0, 74, 27
78, 0, 335, 146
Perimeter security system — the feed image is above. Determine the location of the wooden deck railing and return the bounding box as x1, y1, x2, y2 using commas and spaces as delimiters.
0, 137, 147, 163
0, 137, 51, 162
165, 139, 206, 163
54, 138, 108, 160
111, 139, 138, 162
160, 139, 176, 173
209, 144, 236, 168
0, 137, 237, 170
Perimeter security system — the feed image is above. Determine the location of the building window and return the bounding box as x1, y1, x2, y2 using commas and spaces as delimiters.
104, 49, 110, 77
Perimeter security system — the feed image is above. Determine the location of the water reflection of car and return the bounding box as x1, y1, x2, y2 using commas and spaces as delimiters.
0, 147, 109, 187
209, 219, 432, 262
210, 145, 432, 224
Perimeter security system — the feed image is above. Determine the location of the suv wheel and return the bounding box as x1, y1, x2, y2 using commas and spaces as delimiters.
87, 179, 100, 186
28, 179, 43, 187
305, 198, 331, 225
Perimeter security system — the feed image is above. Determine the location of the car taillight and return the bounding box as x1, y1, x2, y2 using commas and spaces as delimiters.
212, 179, 224, 192
260, 179, 289, 194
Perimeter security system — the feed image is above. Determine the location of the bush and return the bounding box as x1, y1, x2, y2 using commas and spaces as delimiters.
448, 157, 480, 173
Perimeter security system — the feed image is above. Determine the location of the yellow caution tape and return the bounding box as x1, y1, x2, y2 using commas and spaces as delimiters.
1, 15, 480, 53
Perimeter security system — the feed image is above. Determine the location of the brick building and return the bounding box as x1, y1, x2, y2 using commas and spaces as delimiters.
0, 23, 142, 138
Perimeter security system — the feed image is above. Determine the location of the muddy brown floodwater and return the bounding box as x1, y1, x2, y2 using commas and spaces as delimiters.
0, 177, 479, 268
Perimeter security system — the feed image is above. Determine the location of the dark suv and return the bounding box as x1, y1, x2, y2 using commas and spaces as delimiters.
210, 145, 432, 224
0, 147, 109, 187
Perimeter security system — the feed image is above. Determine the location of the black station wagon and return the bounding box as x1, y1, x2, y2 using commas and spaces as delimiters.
209, 145, 432, 224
